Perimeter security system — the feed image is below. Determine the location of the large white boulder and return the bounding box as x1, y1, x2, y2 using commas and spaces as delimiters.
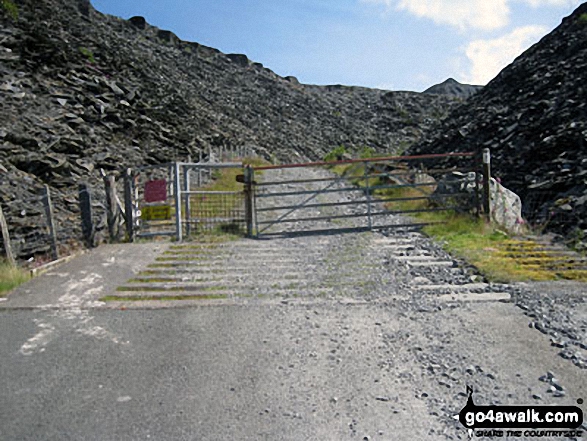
490, 178, 525, 234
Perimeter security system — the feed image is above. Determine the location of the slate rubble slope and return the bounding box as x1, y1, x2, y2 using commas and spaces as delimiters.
0, 0, 458, 258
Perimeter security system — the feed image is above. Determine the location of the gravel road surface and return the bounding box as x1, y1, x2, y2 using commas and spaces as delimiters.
1, 167, 585, 440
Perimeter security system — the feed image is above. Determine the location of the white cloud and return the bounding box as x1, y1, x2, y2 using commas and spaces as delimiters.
462, 25, 548, 84
515, 0, 581, 7
361, 0, 511, 31
360, 0, 581, 31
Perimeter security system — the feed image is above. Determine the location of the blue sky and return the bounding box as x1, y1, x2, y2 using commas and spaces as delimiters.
91, 0, 583, 91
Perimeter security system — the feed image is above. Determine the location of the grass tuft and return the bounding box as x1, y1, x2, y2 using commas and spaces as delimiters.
0, 262, 30, 296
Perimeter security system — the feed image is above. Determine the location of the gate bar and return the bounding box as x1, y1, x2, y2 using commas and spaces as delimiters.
255, 167, 476, 187
255, 192, 472, 212
253, 152, 475, 171
257, 206, 460, 225
256, 181, 438, 199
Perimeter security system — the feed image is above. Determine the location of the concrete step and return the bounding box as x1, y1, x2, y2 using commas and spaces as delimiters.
437, 292, 511, 302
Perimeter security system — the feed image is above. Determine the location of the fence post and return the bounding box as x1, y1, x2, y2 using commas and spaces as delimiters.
364, 161, 373, 230
174, 162, 183, 242
482, 148, 491, 221
123, 169, 134, 242
102, 172, 119, 242
184, 165, 192, 237
78, 182, 94, 248
0, 204, 16, 266
42, 185, 59, 260
244, 165, 254, 238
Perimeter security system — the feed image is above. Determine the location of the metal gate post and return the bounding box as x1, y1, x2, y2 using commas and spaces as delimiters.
174, 162, 183, 242
184, 165, 191, 237
123, 169, 134, 242
482, 148, 491, 221
364, 161, 373, 230
244, 165, 254, 238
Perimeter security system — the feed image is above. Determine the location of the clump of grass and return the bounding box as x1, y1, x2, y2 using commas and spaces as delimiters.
0, 262, 30, 296
578, 13, 587, 24
79, 47, 95, 63
324, 145, 348, 162
329, 163, 576, 283
1, 0, 18, 20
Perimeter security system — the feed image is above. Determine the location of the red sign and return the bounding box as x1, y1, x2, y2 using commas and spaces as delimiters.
144, 179, 167, 202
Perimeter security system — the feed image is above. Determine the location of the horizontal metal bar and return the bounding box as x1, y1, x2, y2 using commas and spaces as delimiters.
179, 162, 242, 169
369, 182, 437, 191
255, 176, 344, 186
252, 152, 476, 171
181, 191, 243, 195
353, 170, 477, 182
258, 212, 368, 225
258, 206, 462, 226
380, 206, 462, 215
256, 186, 364, 198
257, 199, 369, 212
136, 231, 176, 238
256, 192, 472, 212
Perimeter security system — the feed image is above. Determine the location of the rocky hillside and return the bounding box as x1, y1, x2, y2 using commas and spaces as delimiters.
410, 4, 587, 247
0, 0, 459, 259
423, 78, 482, 99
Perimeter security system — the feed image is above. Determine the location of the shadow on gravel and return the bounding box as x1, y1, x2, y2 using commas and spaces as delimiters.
258, 225, 426, 239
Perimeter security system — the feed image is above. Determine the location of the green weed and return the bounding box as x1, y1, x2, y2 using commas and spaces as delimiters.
0, 261, 30, 296
1, 0, 18, 20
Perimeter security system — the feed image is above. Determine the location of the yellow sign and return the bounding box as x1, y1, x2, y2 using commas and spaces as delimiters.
141, 205, 171, 221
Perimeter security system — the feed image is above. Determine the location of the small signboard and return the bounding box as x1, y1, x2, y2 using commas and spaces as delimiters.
144, 179, 167, 203
141, 205, 171, 221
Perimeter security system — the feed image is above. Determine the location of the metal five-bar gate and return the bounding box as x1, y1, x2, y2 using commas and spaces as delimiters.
245, 151, 491, 238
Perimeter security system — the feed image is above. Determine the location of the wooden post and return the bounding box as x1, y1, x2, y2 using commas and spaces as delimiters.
102, 172, 119, 242
482, 148, 491, 221
78, 183, 94, 248
364, 161, 373, 230
244, 165, 254, 238
42, 185, 59, 260
0, 204, 16, 266
174, 162, 183, 242
123, 169, 134, 242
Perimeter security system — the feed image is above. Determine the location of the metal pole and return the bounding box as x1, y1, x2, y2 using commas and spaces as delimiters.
482, 148, 491, 221
364, 161, 373, 230
42, 185, 59, 260
198, 150, 202, 187
123, 169, 134, 242
174, 162, 183, 242
184, 165, 191, 237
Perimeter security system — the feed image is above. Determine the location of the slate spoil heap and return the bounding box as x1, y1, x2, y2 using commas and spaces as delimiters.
410, 4, 587, 249
0, 0, 459, 259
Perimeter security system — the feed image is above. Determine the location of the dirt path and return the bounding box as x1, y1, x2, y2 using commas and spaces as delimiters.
1, 167, 585, 440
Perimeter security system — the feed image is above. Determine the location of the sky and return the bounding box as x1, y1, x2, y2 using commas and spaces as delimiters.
91, 0, 583, 92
